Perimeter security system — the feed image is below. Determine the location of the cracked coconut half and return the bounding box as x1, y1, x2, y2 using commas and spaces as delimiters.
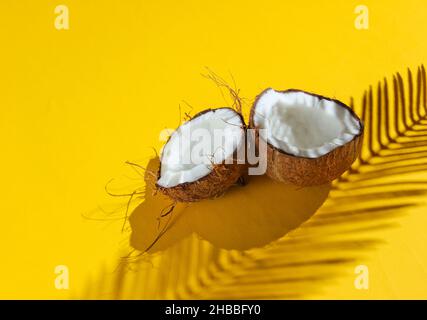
250, 89, 364, 186
157, 107, 246, 202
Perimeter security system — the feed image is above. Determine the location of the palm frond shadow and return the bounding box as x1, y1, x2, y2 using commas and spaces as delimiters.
84, 65, 427, 299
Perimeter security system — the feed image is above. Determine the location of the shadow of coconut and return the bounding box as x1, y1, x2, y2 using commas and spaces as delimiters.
129, 157, 331, 252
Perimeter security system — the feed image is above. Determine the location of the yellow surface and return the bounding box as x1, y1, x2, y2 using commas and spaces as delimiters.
1, 0, 427, 299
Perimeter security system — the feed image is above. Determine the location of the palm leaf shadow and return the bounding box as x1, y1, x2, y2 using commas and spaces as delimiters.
190, 66, 427, 299
84, 65, 427, 299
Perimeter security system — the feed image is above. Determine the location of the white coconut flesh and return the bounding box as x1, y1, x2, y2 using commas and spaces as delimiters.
157, 108, 245, 188
253, 89, 361, 158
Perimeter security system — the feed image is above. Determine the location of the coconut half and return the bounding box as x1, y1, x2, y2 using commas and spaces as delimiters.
250, 89, 363, 186
157, 107, 246, 202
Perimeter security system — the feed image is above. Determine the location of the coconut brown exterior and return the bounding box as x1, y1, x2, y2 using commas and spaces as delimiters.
249, 89, 364, 186
157, 108, 246, 202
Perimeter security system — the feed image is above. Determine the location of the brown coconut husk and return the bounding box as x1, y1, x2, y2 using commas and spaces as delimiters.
157, 162, 246, 202
157, 108, 247, 202
249, 89, 364, 186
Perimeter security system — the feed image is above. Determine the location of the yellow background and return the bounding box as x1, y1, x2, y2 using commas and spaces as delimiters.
1, 0, 427, 299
